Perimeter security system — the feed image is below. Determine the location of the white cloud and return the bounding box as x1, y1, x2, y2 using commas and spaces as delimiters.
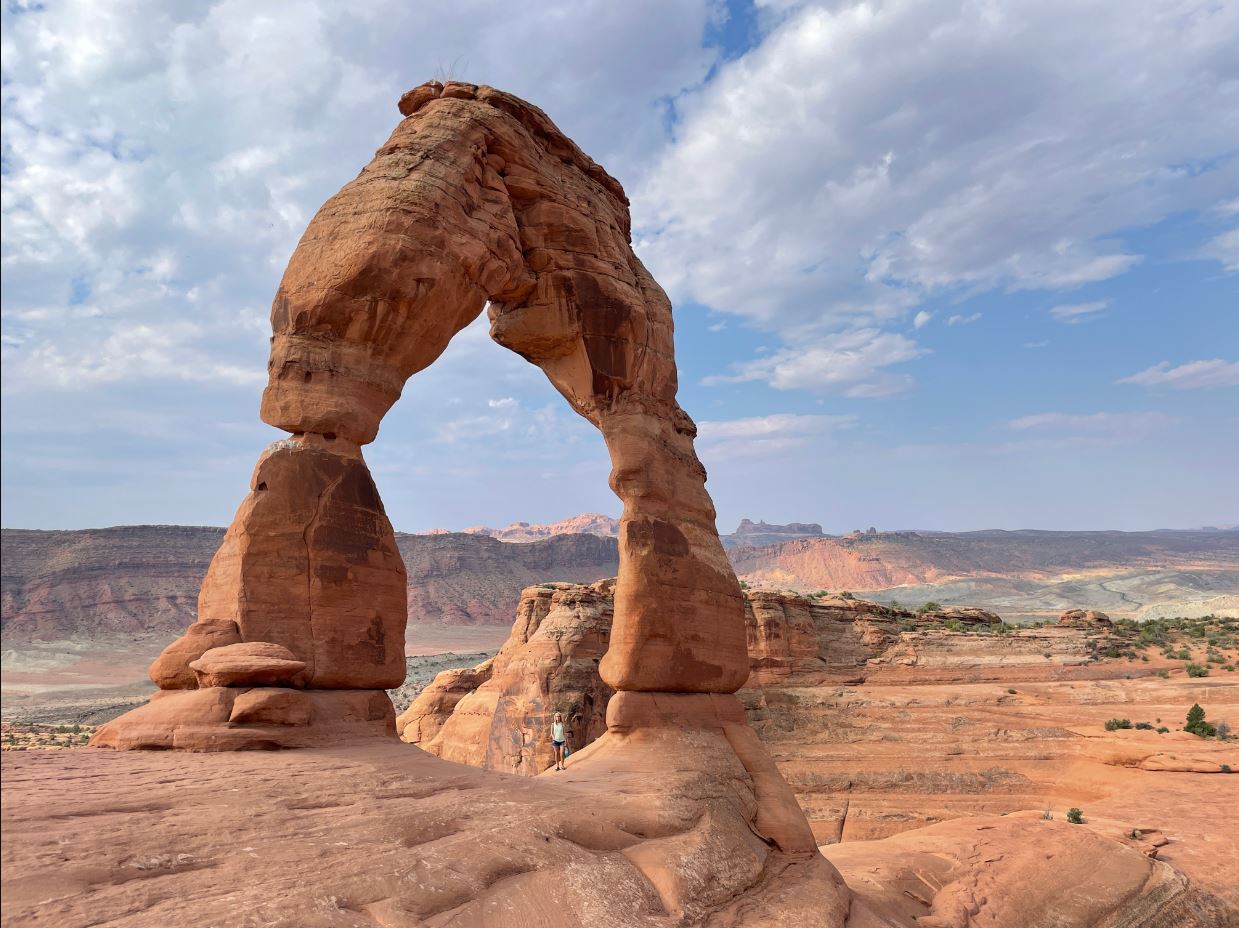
1007, 411, 1178, 434
704, 328, 925, 396
1119, 359, 1239, 390
1203, 227, 1239, 273
697, 413, 855, 440
1049, 300, 1108, 322
947, 312, 982, 326
1, 0, 721, 400
913, 310, 933, 329
696, 412, 856, 457
637, 0, 1238, 385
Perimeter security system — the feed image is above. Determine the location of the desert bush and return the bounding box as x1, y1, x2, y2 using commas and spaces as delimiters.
1185, 703, 1216, 737
1186, 663, 1209, 678
839, 591, 854, 600
1175, 648, 1193, 660
945, 619, 965, 632
1134, 721, 1154, 730
1105, 718, 1132, 731
1067, 808, 1084, 824
1157, 726, 1169, 733
1216, 720, 1231, 740
916, 600, 942, 613
1042, 808, 1053, 820
1156, 670, 1170, 679
1222, 764, 1232, 773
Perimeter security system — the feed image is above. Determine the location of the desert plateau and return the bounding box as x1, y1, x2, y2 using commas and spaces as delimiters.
4, 3, 1239, 926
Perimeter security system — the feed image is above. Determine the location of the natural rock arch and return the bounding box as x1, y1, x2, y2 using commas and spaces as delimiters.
94, 81, 751, 751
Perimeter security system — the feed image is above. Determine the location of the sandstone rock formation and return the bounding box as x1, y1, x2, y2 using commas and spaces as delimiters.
399, 581, 614, 773
400, 585, 1030, 772
723, 519, 826, 548
1059, 607, 1114, 628
96, 81, 751, 751
89, 84, 832, 920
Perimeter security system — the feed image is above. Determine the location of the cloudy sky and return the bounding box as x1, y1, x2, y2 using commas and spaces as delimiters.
2, 0, 1237, 534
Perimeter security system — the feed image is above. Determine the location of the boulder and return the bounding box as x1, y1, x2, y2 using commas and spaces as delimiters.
148, 619, 242, 689
189, 642, 307, 688
1059, 608, 1114, 628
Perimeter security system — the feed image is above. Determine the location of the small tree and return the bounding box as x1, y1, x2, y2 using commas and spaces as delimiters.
1185, 703, 1216, 737
1067, 808, 1085, 824
918, 601, 942, 613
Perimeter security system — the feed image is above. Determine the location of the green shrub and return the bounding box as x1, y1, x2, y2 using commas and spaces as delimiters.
916, 600, 941, 613
1222, 764, 1232, 773
1134, 721, 1154, 730
839, 591, 854, 600
1104, 718, 1132, 731
1156, 670, 1170, 679
1067, 808, 1084, 825
1186, 663, 1209, 678
1185, 703, 1216, 737
1156, 726, 1169, 733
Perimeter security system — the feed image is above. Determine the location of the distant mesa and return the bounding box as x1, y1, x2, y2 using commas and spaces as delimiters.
723, 518, 827, 549
417, 512, 620, 542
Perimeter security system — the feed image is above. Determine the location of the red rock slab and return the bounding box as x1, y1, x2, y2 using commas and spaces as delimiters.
188, 641, 306, 688
147, 619, 241, 689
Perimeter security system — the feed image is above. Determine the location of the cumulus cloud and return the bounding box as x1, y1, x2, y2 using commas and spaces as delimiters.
1049, 300, 1108, 322
1007, 411, 1178, 434
1119, 359, 1239, 390
637, 0, 1238, 387
913, 310, 933, 329
697, 412, 856, 456
704, 328, 924, 395
947, 312, 982, 326
0, 0, 721, 400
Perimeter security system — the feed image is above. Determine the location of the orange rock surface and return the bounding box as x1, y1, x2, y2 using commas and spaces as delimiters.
400, 581, 615, 774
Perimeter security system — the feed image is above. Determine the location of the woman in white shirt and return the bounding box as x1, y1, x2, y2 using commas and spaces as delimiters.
550, 712, 567, 770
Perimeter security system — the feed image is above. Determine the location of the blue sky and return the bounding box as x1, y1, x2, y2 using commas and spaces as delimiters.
2, 0, 1236, 534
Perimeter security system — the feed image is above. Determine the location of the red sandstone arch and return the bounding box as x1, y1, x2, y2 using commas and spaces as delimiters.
94, 81, 750, 746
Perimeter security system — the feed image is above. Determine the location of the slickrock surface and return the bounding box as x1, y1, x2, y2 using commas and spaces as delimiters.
409, 585, 1239, 910
0, 742, 847, 928
3, 737, 1229, 926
